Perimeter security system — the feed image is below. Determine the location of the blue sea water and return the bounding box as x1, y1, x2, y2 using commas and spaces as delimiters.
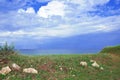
18, 49, 99, 55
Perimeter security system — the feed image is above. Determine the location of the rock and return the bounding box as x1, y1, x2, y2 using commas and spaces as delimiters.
80, 61, 87, 67
92, 62, 100, 68
12, 63, 21, 71
0, 66, 11, 75
59, 67, 63, 71
72, 74, 75, 77
90, 60, 96, 63
23, 68, 38, 74
100, 67, 104, 70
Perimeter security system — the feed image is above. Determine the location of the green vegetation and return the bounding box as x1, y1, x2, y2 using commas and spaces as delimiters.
100, 45, 120, 55
0, 45, 120, 80
0, 42, 16, 58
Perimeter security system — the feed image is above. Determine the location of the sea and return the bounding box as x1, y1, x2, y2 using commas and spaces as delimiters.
18, 49, 99, 55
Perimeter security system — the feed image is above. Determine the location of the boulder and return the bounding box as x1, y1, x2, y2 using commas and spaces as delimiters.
92, 62, 100, 68
0, 66, 11, 75
80, 61, 87, 67
12, 63, 21, 71
23, 68, 38, 74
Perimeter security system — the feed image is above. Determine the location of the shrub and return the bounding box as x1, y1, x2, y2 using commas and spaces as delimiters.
0, 42, 16, 57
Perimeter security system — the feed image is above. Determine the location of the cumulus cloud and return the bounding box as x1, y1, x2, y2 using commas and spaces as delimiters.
0, 0, 120, 44
37, 1, 66, 18
18, 7, 35, 14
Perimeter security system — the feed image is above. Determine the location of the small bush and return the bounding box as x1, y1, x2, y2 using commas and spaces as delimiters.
0, 42, 16, 57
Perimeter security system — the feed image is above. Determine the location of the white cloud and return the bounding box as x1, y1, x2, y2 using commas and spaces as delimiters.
0, 0, 120, 44
0, 31, 11, 37
64, 0, 110, 14
26, 7, 35, 14
18, 9, 25, 13
0, 14, 119, 39
18, 7, 35, 14
69, 0, 109, 6
37, 1, 66, 18
36, 0, 51, 3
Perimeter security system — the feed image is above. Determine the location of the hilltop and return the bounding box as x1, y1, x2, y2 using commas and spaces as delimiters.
100, 45, 120, 55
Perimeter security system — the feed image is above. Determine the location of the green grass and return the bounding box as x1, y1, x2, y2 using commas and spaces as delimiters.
0, 45, 120, 80
100, 45, 120, 55
0, 53, 120, 80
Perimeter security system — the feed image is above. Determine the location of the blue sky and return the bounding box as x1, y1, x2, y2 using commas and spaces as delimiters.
0, 0, 120, 52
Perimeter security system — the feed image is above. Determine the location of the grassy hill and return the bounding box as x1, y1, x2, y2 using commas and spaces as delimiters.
0, 45, 120, 80
100, 45, 120, 55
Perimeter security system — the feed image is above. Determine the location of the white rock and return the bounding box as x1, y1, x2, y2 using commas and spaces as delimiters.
92, 62, 100, 68
60, 67, 63, 71
72, 74, 75, 77
23, 68, 38, 74
69, 67, 73, 70
80, 61, 87, 67
90, 60, 96, 63
100, 67, 104, 70
12, 63, 21, 71
0, 66, 11, 75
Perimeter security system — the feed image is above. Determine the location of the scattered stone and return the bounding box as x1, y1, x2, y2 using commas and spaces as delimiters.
59, 66, 63, 71
59, 66, 61, 67
92, 62, 100, 68
90, 60, 96, 63
100, 67, 104, 70
80, 61, 87, 67
60, 67, 63, 71
0, 66, 11, 75
12, 63, 21, 71
23, 68, 38, 74
69, 67, 73, 70
72, 74, 75, 77
44, 62, 47, 64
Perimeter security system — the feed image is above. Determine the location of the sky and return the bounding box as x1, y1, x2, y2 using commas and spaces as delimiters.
0, 0, 120, 53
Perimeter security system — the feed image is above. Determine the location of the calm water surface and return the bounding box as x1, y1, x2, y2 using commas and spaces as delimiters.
18, 49, 99, 55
